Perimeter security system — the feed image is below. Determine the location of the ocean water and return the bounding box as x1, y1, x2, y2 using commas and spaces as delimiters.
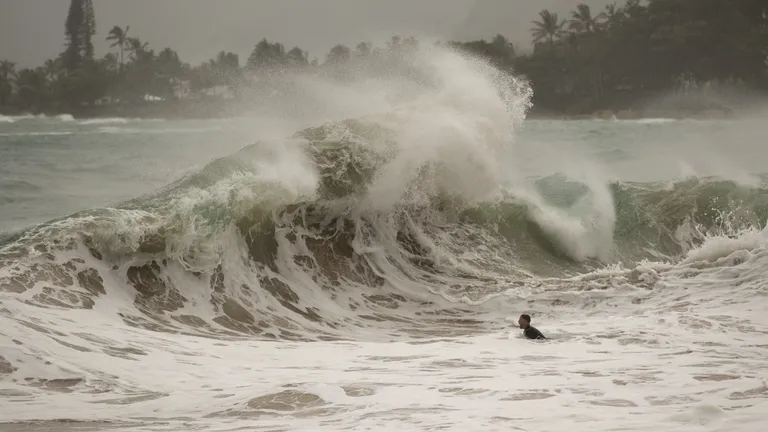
1, 46, 767, 432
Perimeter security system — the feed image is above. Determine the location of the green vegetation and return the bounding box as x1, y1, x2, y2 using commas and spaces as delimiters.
0, 0, 766, 118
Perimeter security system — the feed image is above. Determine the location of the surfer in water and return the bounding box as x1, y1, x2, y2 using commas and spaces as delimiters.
518, 314, 546, 340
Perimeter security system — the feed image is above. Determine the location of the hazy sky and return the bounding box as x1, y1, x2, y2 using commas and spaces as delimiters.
0, 0, 613, 68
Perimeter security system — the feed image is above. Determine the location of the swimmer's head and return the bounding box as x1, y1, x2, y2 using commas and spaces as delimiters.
518, 314, 531, 329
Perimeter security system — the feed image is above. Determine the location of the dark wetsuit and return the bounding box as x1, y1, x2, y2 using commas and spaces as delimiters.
523, 325, 546, 340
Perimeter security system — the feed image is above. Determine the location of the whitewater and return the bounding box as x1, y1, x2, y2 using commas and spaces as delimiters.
1, 45, 767, 432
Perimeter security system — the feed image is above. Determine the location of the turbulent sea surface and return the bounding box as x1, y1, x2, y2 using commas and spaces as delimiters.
1, 47, 767, 432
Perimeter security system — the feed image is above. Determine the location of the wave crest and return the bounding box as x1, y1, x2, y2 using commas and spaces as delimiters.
2, 44, 766, 341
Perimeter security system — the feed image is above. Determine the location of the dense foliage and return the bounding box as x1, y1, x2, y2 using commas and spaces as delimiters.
1, 0, 766, 116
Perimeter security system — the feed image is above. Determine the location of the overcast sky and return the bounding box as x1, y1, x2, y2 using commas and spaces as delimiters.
0, 0, 613, 68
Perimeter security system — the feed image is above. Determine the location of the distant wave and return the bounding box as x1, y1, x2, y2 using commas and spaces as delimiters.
96, 126, 219, 134
0, 131, 74, 137
0, 113, 73, 123
79, 117, 167, 125
0, 114, 168, 126
626, 118, 678, 124
79, 117, 131, 125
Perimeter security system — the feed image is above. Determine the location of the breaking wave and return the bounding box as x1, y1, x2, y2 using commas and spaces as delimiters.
1, 44, 766, 343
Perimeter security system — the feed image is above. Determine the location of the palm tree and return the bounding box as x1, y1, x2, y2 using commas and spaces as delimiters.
15, 67, 48, 110
247, 39, 286, 70
0, 60, 16, 106
354, 42, 371, 58
622, 0, 644, 18
569, 4, 604, 33
603, 3, 621, 25
491, 34, 516, 56
530, 10, 566, 45
126, 37, 149, 62
215, 51, 240, 72
106, 25, 130, 72
326, 44, 351, 65
41, 59, 62, 97
155, 48, 183, 99
43, 59, 61, 82
101, 53, 119, 72
286, 47, 309, 67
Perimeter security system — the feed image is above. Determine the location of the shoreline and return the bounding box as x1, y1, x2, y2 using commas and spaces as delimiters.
0, 100, 742, 122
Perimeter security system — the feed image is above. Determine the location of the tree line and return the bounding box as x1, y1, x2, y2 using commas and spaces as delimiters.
1, 0, 766, 117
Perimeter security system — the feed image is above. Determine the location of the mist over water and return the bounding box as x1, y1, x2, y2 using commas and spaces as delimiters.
1, 43, 768, 432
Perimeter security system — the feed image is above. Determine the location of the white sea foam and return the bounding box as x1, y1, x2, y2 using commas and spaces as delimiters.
2, 228, 767, 431
629, 118, 678, 124
0, 131, 74, 137
79, 118, 132, 125
96, 126, 221, 135
78, 117, 167, 125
